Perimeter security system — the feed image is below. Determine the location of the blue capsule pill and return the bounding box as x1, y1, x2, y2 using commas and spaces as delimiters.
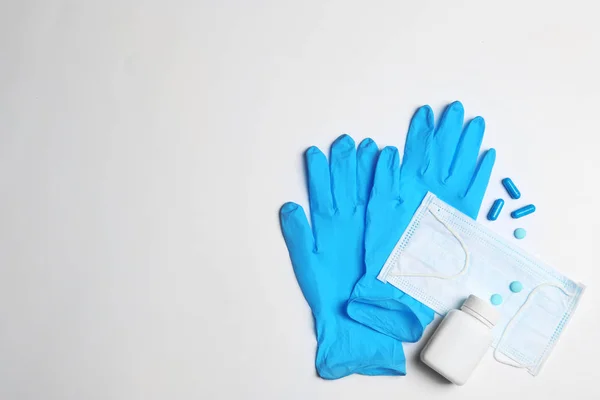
487, 199, 505, 221
502, 178, 521, 199
511, 204, 536, 219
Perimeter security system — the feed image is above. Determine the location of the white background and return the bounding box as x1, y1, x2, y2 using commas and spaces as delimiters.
1, 1, 599, 399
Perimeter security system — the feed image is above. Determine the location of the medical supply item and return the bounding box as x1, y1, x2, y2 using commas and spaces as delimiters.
502, 178, 521, 199
378, 193, 585, 375
514, 228, 526, 239
348, 102, 496, 344
490, 294, 503, 305
421, 295, 499, 385
280, 135, 407, 379
510, 281, 523, 293
487, 199, 504, 221
511, 204, 536, 219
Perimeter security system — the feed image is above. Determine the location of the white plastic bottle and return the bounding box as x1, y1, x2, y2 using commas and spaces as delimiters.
420, 295, 499, 385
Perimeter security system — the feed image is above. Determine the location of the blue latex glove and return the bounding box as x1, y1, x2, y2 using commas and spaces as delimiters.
347, 101, 496, 342
280, 135, 406, 379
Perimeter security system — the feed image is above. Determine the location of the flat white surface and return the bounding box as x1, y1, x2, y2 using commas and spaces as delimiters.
1, 1, 599, 399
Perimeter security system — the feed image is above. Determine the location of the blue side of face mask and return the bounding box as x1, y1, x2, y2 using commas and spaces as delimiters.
347, 101, 496, 343
279, 135, 407, 379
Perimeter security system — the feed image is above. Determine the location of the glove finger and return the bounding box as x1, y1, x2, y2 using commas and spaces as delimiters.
280, 202, 316, 259
279, 203, 320, 309
401, 105, 434, 178
465, 149, 496, 217
306, 146, 334, 216
371, 146, 400, 201
330, 134, 357, 211
449, 116, 485, 186
434, 101, 465, 181
357, 138, 379, 205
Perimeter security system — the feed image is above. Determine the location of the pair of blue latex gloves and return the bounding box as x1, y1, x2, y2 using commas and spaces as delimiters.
280, 101, 496, 379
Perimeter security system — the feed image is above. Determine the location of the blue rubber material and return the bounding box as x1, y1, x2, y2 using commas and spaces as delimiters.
347, 101, 496, 343
280, 135, 407, 379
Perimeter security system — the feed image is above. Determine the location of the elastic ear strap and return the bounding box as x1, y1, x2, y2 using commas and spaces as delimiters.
388, 207, 470, 280
493, 283, 575, 369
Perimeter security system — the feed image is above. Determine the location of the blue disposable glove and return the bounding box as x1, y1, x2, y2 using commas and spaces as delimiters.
347, 101, 496, 342
280, 135, 406, 379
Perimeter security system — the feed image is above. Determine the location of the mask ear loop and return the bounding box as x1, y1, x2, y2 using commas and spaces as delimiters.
387, 206, 470, 280
493, 283, 575, 369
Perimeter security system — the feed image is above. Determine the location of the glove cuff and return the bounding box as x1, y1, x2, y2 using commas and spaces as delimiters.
347, 277, 435, 342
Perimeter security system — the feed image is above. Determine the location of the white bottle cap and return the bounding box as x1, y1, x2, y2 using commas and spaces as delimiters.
461, 295, 500, 328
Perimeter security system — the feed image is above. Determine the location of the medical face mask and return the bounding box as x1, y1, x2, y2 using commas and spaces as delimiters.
377, 193, 585, 376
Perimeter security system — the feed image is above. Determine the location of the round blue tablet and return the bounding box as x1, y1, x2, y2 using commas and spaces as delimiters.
514, 228, 526, 239
490, 294, 503, 306
510, 281, 523, 293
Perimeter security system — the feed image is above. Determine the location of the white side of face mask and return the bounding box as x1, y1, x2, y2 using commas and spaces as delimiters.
377, 192, 585, 376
